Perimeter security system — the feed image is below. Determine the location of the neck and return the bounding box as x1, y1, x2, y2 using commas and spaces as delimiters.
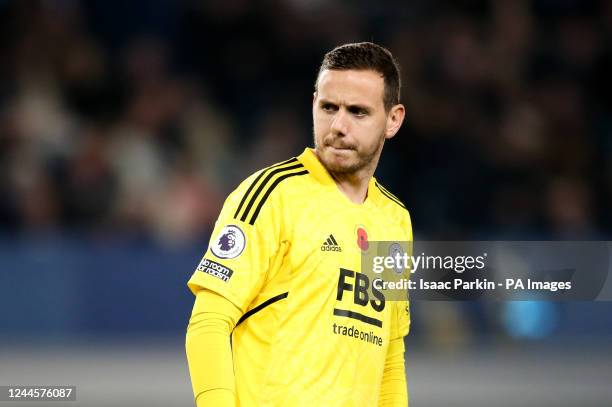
329, 146, 383, 204
329, 169, 373, 204
313, 144, 384, 205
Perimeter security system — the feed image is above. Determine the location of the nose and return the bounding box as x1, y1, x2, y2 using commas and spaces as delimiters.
330, 108, 350, 137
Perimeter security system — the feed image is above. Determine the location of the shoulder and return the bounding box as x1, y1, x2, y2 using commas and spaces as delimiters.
224, 156, 311, 226
373, 180, 412, 232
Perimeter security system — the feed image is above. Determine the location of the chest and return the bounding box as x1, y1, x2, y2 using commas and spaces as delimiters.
280, 199, 408, 311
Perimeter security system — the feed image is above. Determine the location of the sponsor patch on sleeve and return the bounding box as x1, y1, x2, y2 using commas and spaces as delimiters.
197, 258, 235, 282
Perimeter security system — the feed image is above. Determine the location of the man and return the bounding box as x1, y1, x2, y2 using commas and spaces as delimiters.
186, 42, 412, 406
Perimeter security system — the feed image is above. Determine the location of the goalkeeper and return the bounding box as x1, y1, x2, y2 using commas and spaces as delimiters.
186, 42, 412, 406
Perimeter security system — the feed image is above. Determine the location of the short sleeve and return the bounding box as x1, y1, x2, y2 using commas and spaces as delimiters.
187, 174, 284, 312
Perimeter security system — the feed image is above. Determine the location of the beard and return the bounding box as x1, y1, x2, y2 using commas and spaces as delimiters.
314, 131, 385, 175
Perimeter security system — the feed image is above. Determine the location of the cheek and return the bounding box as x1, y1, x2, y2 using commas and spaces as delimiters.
355, 122, 383, 147
313, 113, 330, 135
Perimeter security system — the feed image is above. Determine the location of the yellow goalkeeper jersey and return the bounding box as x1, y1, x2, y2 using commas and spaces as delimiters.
187, 147, 412, 406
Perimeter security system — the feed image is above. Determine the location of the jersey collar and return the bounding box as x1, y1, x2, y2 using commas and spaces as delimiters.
297, 148, 335, 186
297, 147, 384, 206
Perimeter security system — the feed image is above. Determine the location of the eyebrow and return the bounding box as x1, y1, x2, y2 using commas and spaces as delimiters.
318, 98, 374, 111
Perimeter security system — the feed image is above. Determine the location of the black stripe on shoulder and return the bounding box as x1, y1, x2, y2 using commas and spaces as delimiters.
233, 157, 298, 220
248, 169, 308, 225
376, 181, 402, 202
240, 163, 306, 223
375, 181, 406, 209
235, 292, 289, 328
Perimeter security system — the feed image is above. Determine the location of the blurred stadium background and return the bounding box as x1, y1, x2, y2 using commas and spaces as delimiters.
1, 0, 612, 406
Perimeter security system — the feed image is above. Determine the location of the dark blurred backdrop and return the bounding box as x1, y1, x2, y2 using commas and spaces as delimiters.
1, 0, 612, 240
1, 1, 611, 406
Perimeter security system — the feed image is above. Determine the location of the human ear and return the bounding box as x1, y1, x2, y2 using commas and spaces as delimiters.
385, 104, 405, 139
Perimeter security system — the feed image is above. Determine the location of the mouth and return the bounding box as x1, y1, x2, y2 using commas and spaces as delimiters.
327, 145, 354, 152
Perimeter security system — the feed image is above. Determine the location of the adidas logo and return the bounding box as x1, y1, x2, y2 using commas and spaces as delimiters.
321, 234, 342, 252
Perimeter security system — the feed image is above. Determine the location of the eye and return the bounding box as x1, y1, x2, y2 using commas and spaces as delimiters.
348, 106, 368, 117
321, 103, 337, 112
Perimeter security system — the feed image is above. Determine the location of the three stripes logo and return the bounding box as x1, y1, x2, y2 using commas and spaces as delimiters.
374, 181, 406, 209
233, 157, 309, 225
321, 234, 342, 252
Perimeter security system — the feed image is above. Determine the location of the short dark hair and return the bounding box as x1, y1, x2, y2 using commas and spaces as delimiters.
315, 42, 401, 111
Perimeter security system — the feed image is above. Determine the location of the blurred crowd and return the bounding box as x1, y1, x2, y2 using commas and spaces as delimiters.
0, 0, 611, 242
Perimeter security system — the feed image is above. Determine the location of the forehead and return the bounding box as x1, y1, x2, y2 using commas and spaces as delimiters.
316, 69, 385, 107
